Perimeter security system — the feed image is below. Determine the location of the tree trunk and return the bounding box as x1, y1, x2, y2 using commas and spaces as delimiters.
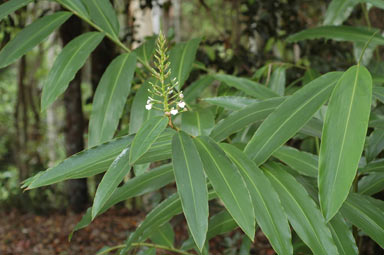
60, 15, 88, 213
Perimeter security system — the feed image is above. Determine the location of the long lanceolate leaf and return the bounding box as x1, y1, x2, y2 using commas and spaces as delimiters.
92, 147, 131, 219
70, 164, 174, 238
358, 172, 384, 195
41, 32, 104, 111
194, 136, 255, 240
169, 38, 201, 90
82, 0, 120, 39
263, 163, 339, 255
319, 65, 372, 222
272, 146, 318, 177
0, 12, 72, 68
27, 135, 134, 189
287, 26, 384, 45
323, 0, 358, 26
244, 72, 342, 165
181, 110, 215, 137
340, 193, 384, 248
88, 53, 137, 148
57, 0, 90, 19
220, 144, 293, 255
27, 129, 174, 189
210, 97, 285, 142
0, 0, 32, 22
122, 191, 217, 253
129, 116, 169, 165
134, 36, 157, 68
328, 213, 358, 255
172, 131, 208, 250
214, 74, 279, 99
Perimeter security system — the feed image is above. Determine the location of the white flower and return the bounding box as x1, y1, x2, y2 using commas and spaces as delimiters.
145, 103, 152, 110
170, 108, 178, 115
179, 92, 184, 99
146, 99, 151, 104
177, 101, 186, 108
168, 90, 173, 95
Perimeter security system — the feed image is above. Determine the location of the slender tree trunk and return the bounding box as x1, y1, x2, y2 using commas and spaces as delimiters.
60, 15, 88, 213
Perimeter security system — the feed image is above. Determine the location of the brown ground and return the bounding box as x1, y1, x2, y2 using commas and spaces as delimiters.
0, 208, 274, 255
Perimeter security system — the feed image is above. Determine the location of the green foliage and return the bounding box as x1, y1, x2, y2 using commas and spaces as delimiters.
2, 0, 384, 254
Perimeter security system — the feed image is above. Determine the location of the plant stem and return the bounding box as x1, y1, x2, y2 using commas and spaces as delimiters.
352, 174, 360, 250
96, 242, 195, 255
56, 0, 152, 71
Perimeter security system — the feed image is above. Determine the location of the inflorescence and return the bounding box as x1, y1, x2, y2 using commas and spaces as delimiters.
145, 32, 186, 116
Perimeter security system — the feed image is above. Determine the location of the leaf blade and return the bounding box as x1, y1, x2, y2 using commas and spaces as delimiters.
88, 53, 137, 148
319, 65, 372, 221
263, 163, 339, 255
245, 72, 342, 165
194, 136, 255, 240
172, 131, 208, 250
0, 0, 32, 22
0, 11, 72, 68
220, 144, 293, 255
169, 38, 201, 89
41, 32, 104, 110
129, 116, 169, 165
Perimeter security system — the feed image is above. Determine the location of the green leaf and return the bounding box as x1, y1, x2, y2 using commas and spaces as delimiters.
358, 172, 384, 195
0, 11, 72, 68
92, 146, 131, 219
184, 75, 214, 104
41, 32, 104, 111
0, 0, 32, 22
88, 53, 137, 148
82, 0, 120, 39
203, 96, 258, 110
207, 210, 237, 239
269, 66, 286, 96
319, 65, 372, 221
129, 79, 163, 135
123, 191, 217, 252
245, 72, 342, 165
70, 164, 174, 239
194, 136, 255, 240
362, 0, 384, 10
135, 128, 175, 164
134, 36, 157, 68
340, 193, 384, 248
365, 128, 384, 162
181, 110, 214, 137
28, 134, 134, 189
57, 0, 89, 19
373, 86, 384, 103
169, 38, 201, 89
27, 129, 173, 189
239, 236, 252, 255
172, 131, 208, 250
272, 146, 318, 177
328, 213, 358, 255
286, 26, 384, 45
129, 116, 169, 165
220, 144, 293, 255
210, 97, 285, 142
323, 0, 358, 25
360, 158, 384, 173
263, 163, 339, 255
150, 222, 175, 247
214, 74, 279, 99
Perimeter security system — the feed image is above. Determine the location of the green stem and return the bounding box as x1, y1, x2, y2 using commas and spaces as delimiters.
352, 174, 360, 251
56, 0, 152, 71
360, 3, 381, 63
97, 242, 195, 255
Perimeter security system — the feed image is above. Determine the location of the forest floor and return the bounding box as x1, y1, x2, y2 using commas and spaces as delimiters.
0, 208, 274, 255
